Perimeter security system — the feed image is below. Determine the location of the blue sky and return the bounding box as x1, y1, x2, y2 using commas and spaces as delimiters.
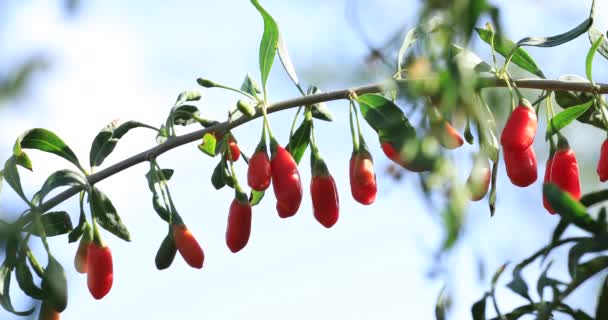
0, 0, 607, 319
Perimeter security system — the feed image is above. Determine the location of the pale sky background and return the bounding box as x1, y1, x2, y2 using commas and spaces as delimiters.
0, 0, 607, 319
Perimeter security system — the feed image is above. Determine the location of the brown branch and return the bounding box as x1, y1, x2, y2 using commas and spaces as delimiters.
37, 77, 608, 213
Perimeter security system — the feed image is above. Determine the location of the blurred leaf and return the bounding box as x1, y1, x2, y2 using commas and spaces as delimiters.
568, 236, 608, 277
397, 27, 418, 76
197, 133, 217, 157
90, 188, 131, 241
249, 190, 265, 206
572, 255, 608, 284
286, 119, 311, 164
357, 94, 416, 148
0, 263, 35, 316
14, 128, 82, 170
581, 189, 608, 207
491, 263, 508, 288
471, 293, 488, 320
545, 100, 593, 140
42, 255, 67, 312
434, 286, 448, 320
15, 251, 43, 299
488, 159, 498, 216
240, 73, 262, 95
172, 105, 201, 126
250, 0, 279, 93
515, 17, 592, 49
475, 28, 543, 78
589, 27, 608, 60
544, 184, 603, 234
452, 45, 493, 73
536, 261, 565, 299
25, 211, 73, 237
506, 265, 532, 302
597, 275, 608, 320
277, 31, 300, 87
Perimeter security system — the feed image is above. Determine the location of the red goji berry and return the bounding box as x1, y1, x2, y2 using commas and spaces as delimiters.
226, 194, 252, 253
433, 121, 464, 149
542, 151, 556, 214
311, 158, 339, 228
500, 100, 537, 150
74, 234, 90, 274
503, 146, 537, 187
173, 224, 204, 269
597, 138, 608, 182
381, 140, 429, 172
271, 143, 303, 218
86, 242, 113, 300
247, 150, 271, 191
466, 156, 491, 201
550, 141, 581, 201
38, 300, 60, 320
227, 137, 240, 162
349, 151, 377, 205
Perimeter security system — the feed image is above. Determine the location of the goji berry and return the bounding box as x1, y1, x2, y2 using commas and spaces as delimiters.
226, 193, 252, 253
597, 138, 608, 182
74, 233, 90, 274
433, 121, 464, 149
247, 149, 271, 191
503, 146, 537, 187
349, 150, 377, 205
270, 143, 303, 218
86, 242, 113, 300
173, 224, 204, 269
311, 157, 339, 228
466, 156, 491, 201
500, 100, 537, 150
550, 139, 581, 201
227, 137, 240, 162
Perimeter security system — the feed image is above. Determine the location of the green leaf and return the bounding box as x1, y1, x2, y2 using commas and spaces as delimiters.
4, 234, 19, 269
286, 119, 311, 164
397, 27, 418, 77
597, 275, 608, 320
506, 265, 532, 302
25, 211, 73, 237
211, 160, 227, 190
90, 120, 151, 167
0, 263, 35, 316
452, 45, 493, 73
90, 188, 131, 241
171, 105, 201, 126
155, 232, 177, 270
15, 251, 43, 299
581, 189, 608, 207
307, 86, 333, 121
14, 128, 82, 171
572, 255, 608, 284
568, 236, 608, 277
249, 190, 265, 206
42, 255, 67, 312
586, 33, 604, 81
434, 286, 448, 320
240, 73, 262, 95
156, 125, 169, 144
536, 261, 565, 298
197, 133, 217, 157
475, 28, 544, 78
491, 263, 508, 288
545, 100, 594, 140
145, 168, 174, 188
589, 27, 608, 61
3, 156, 28, 203
471, 293, 488, 320
0, 170, 4, 195
543, 184, 603, 234
35, 169, 87, 205
173, 90, 201, 107
250, 0, 279, 94
277, 31, 300, 87
356, 93, 416, 147
68, 196, 88, 243
514, 18, 592, 49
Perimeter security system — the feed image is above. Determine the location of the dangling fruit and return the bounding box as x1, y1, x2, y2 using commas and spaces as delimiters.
466, 156, 491, 201
503, 146, 537, 187
550, 138, 581, 201
349, 149, 377, 205
226, 193, 252, 253
270, 143, 303, 218
597, 138, 608, 182
173, 224, 204, 269
86, 242, 113, 300
500, 99, 537, 150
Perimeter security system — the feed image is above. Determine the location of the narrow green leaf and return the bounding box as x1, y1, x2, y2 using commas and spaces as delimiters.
568, 236, 608, 277
515, 18, 592, 49
42, 255, 67, 312
198, 133, 217, 157
211, 161, 227, 190
15, 252, 43, 299
4, 234, 18, 269
173, 90, 201, 107
597, 275, 608, 320
0, 263, 35, 316
90, 188, 131, 241
586, 33, 604, 81
14, 128, 82, 171
286, 119, 311, 164
35, 169, 87, 204
471, 293, 488, 320
3, 156, 28, 203
506, 265, 532, 302
277, 31, 299, 87
90, 120, 151, 167
581, 189, 608, 207
397, 27, 418, 76
545, 100, 593, 140
155, 232, 177, 270
145, 168, 174, 188
249, 190, 265, 206
240, 73, 262, 95
536, 261, 565, 298
589, 27, 608, 61
250, 0, 279, 93
452, 45, 493, 73
572, 255, 608, 284
68, 196, 88, 243
434, 286, 448, 320
25, 211, 73, 237
475, 28, 544, 78
171, 105, 201, 126
543, 184, 603, 234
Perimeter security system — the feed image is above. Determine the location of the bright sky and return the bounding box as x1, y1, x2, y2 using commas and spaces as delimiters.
0, 1, 606, 319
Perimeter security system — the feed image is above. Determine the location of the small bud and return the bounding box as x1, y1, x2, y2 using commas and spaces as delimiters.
196, 78, 216, 88
236, 99, 256, 117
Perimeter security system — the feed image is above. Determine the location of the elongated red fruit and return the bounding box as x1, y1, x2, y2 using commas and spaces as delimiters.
466, 156, 491, 201
311, 158, 339, 228
74, 234, 90, 274
551, 143, 581, 200
349, 151, 377, 205
173, 224, 204, 269
247, 150, 271, 191
226, 195, 252, 253
271, 144, 303, 218
434, 122, 464, 149
503, 146, 537, 187
228, 137, 240, 162
500, 101, 537, 150
38, 300, 60, 320
543, 153, 556, 214
597, 138, 608, 182
87, 242, 113, 300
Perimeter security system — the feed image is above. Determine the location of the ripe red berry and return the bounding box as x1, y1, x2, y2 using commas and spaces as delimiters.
503, 146, 537, 187
500, 101, 537, 150
349, 151, 377, 205
597, 138, 608, 182
226, 196, 252, 253
227, 137, 240, 162
86, 242, 113, 300
173, 224, 204, 269
271, 144, 303, 218
542, 153, 556, 214
247, 150, 271, 191
434, 122, 464, 149
38, 300, 60, 320
311, 171, 339, 228
74, 234, 90, 274
466, 156, 491, 201
551, 143, 581, 201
